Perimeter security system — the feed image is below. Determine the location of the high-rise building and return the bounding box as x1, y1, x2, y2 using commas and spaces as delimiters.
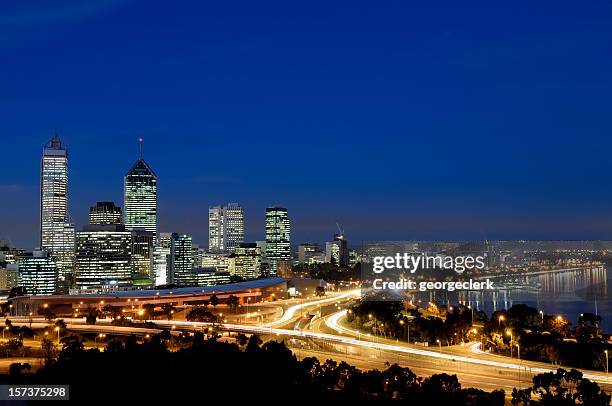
75, 224, 132, 292
228, 243, 261, 280
0, 265, 19, 291
208, 203, 244, 253
169, 233, 194, 286
18, 251, 57, 296
208, 206, 224, 252
298, 243, 325, 265
89, 201, 122, 225
40, 135, 75, 287
153, 232, 172, 286
325, 233, 348, 266
265, 206, 291, 275
131, 229, 154, 287
124, 145, 157, 239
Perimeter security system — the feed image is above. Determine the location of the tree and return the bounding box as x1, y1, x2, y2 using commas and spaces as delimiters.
186, 307, 215, 323
161, 303, 176, 320
55, 319, 67, 329
85, 307, 99, 325
227, 295, 239, 313
210, 294, 219, 309
315, 286, 326, 297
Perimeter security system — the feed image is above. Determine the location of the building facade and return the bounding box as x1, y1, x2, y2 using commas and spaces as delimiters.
40, 135, 75, 287
18, 251, 57, 296
298, 243, 325, 265
208, 203, 244, 253
131, 229, 154, 287
228, 243, 261, 280
89, 201, 122, 225
169, 233, 194, 286
153, 232, 172, 286
124, 156, 157, 239
75, 225, 132, 292
265, 206, 291, 275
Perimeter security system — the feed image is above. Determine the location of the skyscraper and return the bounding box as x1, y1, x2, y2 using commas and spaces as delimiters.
265, 206, 291, 275
228, 243, 261, 280
153, 232, 172, 286
124, 142, 157, 239
169, 233, 194, 286
89, 201, 122, 225
40, 135, 75, 288
131, 229, 154, 287
208, 203, 244, 253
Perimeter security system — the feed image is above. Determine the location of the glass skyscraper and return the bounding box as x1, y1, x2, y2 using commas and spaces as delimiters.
124, 153, 157, 239
40, 135, 75, 287
265, 206, 291, 275
169, 233, 194, 286
18, 251, 58, 296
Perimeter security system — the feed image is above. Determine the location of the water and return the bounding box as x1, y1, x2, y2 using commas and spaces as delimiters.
454, 266, 611, 331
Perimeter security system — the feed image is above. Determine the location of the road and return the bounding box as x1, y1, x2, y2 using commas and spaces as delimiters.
5, 291, 612, 395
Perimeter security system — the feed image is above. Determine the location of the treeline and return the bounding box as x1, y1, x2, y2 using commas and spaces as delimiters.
3, 332, 503, 404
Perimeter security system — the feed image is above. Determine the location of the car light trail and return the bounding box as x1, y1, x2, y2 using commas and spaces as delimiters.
262, 289, 360, 327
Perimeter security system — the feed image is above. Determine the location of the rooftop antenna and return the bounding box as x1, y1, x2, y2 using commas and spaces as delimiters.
138, 137, 144, 159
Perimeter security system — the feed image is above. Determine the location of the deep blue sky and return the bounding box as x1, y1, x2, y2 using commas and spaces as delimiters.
2, 0, 612, 248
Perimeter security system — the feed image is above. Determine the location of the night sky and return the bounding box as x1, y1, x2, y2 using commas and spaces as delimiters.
2, 0, 612, 248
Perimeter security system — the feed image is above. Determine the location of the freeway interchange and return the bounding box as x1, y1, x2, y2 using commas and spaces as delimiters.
7, 289, 612, 395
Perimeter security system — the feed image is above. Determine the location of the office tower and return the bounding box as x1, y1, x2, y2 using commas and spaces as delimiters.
265, 206, 291, 275
18, 251, 57, 296
89, 201, 122, 225
169, 233, 194, 286
298, 243, 325, 265
190, 268, 231, 286
131, 229, 154, 287
153, 232, 171, 286
228, 243, 261, 280
208, 203, 244, 253
75, 224, 132, 292
208, 206, 224, 252
325, 233, 348, 266
223, 203, 244, 253
40, 135, 75, 286
124, 143, 157, 239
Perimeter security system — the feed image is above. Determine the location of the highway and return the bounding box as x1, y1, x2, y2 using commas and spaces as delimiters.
5, 291, 612, 394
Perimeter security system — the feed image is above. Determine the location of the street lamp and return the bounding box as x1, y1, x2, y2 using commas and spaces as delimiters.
539, 310, 544, 324
54, 326, 60, 344
506, 330, 513, 358
436, 339, 442, 354
605, 350, 609, 378
498, 315, 505, 327
2, 326, 8, 340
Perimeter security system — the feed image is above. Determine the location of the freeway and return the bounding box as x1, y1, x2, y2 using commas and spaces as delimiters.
5, 292, 612, 394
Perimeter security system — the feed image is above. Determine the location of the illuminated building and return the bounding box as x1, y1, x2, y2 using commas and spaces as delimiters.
75, 225, 132, 292
298, 243, 325, 265
88, 201, 122, 225
208, 203, 244, 253
124, 142, 157, 239
40, 135, 75, 287
18, 251, 57, 296
228, 243, 261, 280
169, 233, 194, 286
265, 206, 291, 275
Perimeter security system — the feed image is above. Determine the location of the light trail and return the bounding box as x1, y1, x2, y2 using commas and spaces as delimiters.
262, 289, 360, 327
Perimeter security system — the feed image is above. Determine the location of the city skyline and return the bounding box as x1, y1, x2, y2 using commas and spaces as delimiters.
4, 1, 612, 248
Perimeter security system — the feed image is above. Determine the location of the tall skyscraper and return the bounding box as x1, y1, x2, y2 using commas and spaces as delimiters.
265, 206, 291, 275
89, 201, 122, 225
40, 135, 75, 288
208, 203, 244, 253
124, 141, 157, 239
